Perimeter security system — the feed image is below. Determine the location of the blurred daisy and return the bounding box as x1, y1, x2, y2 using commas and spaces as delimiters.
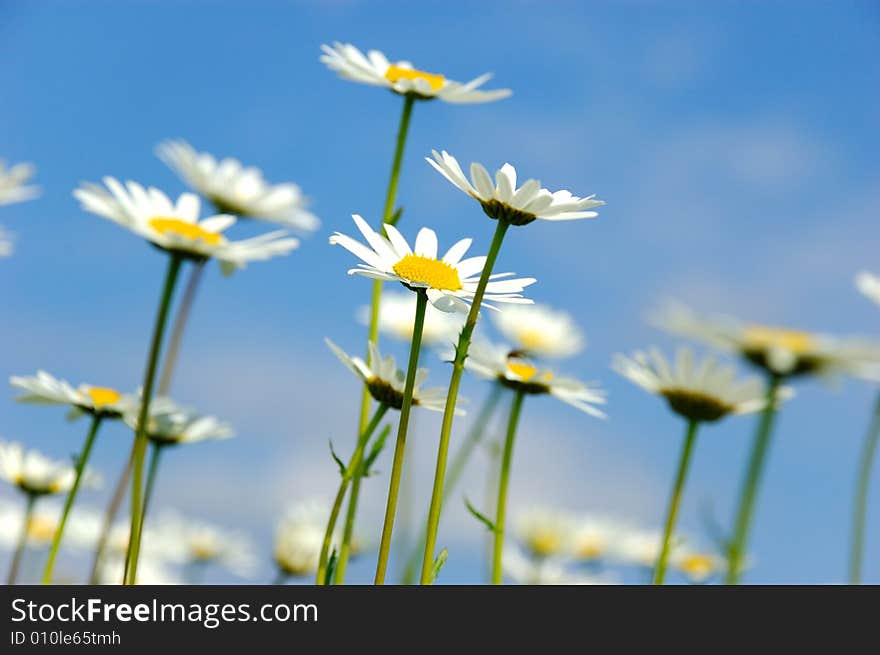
96, 554, 182, 585
326, 339, 452, 413
0, 499, 101, 551
569, 516, 627, 562
492, 304, 585, 359
671, 548, 726, 584
856, 271, 880, 307
274, 502, 329, 579
123, 397, 233, 447
10, 370, 135, 420
0, 160, 39, 206
612, 347, 778, 423
156, 511, 256, 579
320, 42, 511, 104
74, 178, 299, 274
503, 546, 615, 585
613, 529, 669, 569
330, 214, 536, 313
427, 150, 604, 226
464, 341, 606, 417
653, 302, 880, 379
0, 225, 12, 258
514, 508, 575, 558
156, 140, 319, 231
361, 291, 463, 346
0, 441, 97, 496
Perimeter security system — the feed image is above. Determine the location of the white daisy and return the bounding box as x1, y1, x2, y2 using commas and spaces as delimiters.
0, 160, 39, 206
320, 42, 511, 104
0, 499, 101, 551
0, 441, 98, 496
427, 150, 604, 226
274, 502, 329, 578
612, 347, 779, 423
514, 507, 576, 558
653, 302, 880, 379
156, 140, 319, 231
123, 397, 233, 447
856, 271, 880, 307
503, 546, 615, 585
10, 370, 136, 419
612, 529, 669, 569
74, 178, 299, 275
0, 225, 13, 258
492, 304, 585, 359
155, 511, 256, 578
330, 214, 536, 313
670, 547, 726, 583
326, 339, 453, 413
463, 341, 606, 417
360, 291, 464, 346
568, 515, 628, 562
96, 554, 182, 585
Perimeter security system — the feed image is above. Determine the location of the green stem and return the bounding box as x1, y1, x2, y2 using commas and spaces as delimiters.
849, 391, 880, 584
7, 494, 36, 585
725, 373, 782, 584
156, 260, 205, 396
89, 449, 134, 584
136, 441, 164, 540
334, 462, 364, 585
124, 254, 183, 585
374, 288, 428, 584
652, 419, 700, 585
315, 403, 390, 584
491, 390, 525, 585
41, 415, 103, 584
400, 383, 503, 584
420, 219, 511, 584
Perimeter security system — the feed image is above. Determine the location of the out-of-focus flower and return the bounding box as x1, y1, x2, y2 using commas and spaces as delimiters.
670, 547, 726, 583
95, 554, 182, 585
274, 502, 329, 578
0, 225, 13, 258
0, 160, 39, 206
155, 511, 256, 578
492, 304, 585, 359
0, 499, 101, 551
361, 291, 463, 346
503, 546, 615, 585
10, 370, 135, 420
613, 529, 669, 569
123, 397, 233, 447
0, 441, 98, 496
856, 271, 880, 308
514, 508, 575, 559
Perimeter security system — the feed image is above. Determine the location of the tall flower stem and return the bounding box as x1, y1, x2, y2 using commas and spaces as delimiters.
357, 95, 416, 433
156, 260, 205, 395
41, 415, 103, 584
400, 383, 503, 584
420, 219, 511, 584
491, 390, 525, 585
124, 254, 184, 585
88, 449, 133, 583
725, 373, 782, 584
7, 494, 36, 585
374, 287, 428, 584
334, 460, 365, 585
315, 403, 390, 584
136, 441, 164, 539
849, 391, 880, 584
652, 419, 700, 585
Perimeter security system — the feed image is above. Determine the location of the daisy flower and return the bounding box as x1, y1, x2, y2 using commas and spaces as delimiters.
463, 341, 606, 417
612, 529, 669, 569
856, 271, 880, 307
568, 515, 628, 562
320, 42, 511, 104
360, 291, 464, 346
503, 546, 615, 585
427, 150, 604, 226
0, 499, 101, 551
653, 302, 880, 379
330, 214, 536, 313
155, 511, 256, 578
156, 140, 319, 231
0, 160, 39, 206
0, 225, 12, 258
10, 370, 135, 420
123, 397, 233, 447
274, 502, 329, 578
0, 441, 98, 496
74, 178, 299, 274
514, 507, 575, 559
95, 554, 182, 586
612, 347, 779, 423
670, 547, 726, 584
492, 304, 585, 359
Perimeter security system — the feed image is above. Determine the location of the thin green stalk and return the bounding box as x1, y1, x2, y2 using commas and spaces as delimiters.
849, 391, 880, 584
89, 449, 133, 584
41, 415, 103, 584
136, 441, 164, 540
156, 260, 205, 396
357, 95, 416, 434
334, 462, 364, 585
7, 494, 37, 585
315, 403, 390, 584
124, 254, 183, 585
374, 288, 428, 584
400, 383, 503, 584
491, 390, 525, 585
725, 373, 782, 584
420, 219, 511, 584
652, 419, 700, 585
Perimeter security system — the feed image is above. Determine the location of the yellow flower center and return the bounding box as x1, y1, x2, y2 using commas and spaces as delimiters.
518, 329, 549, 351
744, 326, 815, 354
529, 532, 562, 556
507, 360, 538, 381
27, 516, 58, 542
85, 387, 121, 408
575, 540, 604, 560
392, 254, 462, 291
679, 554, 716, 578
385, 64, 445, 91
191, 541, 219, 561
149, 217, 224, 245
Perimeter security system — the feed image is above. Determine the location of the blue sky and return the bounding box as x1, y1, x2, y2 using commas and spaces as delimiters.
1, 0, 878, 584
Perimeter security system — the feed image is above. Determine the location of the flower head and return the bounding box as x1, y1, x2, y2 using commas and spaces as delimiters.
492, 304, 585, 359
612, 347, 778, 422
0, 499, 101, 551
123, 397, 233, 447
330, 214, 535, 313
856, 271, 880, 308
503, 546, 615, 585
360, 291, 464, 346
0, 441, 98, 496
327, 339, 452, 412
320, 42, 511, 104
427, 150, 604, 226
0, 160, 39, 206
10, 370, 135, 420
274, 502, 328, 578
156, 140, 319, 231
670, 547, 726, 583
155, 511, 256, 578
74, 178, 299, 274
514, 508, 575, 558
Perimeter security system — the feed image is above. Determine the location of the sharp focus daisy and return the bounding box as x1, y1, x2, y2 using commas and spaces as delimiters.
274, 502, 329, 579
653, 302, 880, 379
464, 341, 606, 417
10, 370, 136, 420
612, 347, 779, 423
156, 140, 319, 231
123, 397, 233, 447
330, 214, 536, 313
361, 291, 464, 346
320, 42, 511, 104
427, 150, 604, 226
74, 178, 300, 274
856, 271, 880, 308
492, 304, 585, 359
0, 160, 39, 206
155, 511, 256, 579
0, 441, 97, 496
